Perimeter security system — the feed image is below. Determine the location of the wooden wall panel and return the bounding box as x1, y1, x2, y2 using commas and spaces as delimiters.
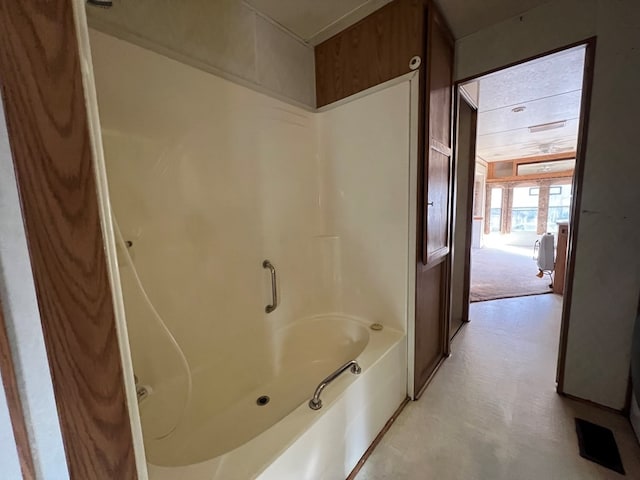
0, 1, 137, 479
315, 0, 426, 107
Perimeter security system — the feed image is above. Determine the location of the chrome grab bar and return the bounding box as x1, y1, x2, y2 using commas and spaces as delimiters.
309, 360, 362, 410
134, 374, 149, 402
263, 260, 278, 313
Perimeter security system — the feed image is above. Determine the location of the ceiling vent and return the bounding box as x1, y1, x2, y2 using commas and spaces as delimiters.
528, 120, 566, 133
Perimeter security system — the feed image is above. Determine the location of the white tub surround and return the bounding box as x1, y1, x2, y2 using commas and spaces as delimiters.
90, 29, 417, 479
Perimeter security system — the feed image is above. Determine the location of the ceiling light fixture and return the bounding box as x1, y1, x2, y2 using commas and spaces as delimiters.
528, 120, 566, 133
511, 106, 526, 113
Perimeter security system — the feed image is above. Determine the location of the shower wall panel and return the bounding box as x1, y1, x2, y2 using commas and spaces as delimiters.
318, 82, 414, 333
89, 30, 323, 396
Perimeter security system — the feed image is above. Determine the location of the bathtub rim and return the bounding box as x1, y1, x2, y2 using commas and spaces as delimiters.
145, 313, 406, 477
272, 311, 401, 335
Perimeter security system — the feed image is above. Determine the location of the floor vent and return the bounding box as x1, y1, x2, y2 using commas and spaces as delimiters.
575, 418, 625, 474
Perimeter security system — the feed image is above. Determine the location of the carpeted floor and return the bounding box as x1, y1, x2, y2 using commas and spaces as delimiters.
470, 246, 552, 302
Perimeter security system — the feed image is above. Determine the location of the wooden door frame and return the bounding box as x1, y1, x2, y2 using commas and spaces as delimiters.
0, 1, 138, 478
450, 88, 478, 331
454, 37, 597, 394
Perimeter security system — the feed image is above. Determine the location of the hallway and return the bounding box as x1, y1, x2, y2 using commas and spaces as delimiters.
356, 295, 640, 479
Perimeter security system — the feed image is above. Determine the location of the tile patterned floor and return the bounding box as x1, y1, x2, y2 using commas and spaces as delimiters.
356, 295, 640, 480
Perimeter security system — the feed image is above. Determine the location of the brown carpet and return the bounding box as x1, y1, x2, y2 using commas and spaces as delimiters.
470, 247, 553, 302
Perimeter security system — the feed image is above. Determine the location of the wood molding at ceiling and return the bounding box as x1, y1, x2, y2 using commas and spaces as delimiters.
490, 151, 577, 166
0, 1, 137, 478
0, 298, 36, 480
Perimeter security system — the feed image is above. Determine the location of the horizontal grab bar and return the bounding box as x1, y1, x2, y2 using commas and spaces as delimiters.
309, 360, 362, 410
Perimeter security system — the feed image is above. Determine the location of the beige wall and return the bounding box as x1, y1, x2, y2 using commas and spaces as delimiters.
456, 0, 640, 410
87, 0, 316, 108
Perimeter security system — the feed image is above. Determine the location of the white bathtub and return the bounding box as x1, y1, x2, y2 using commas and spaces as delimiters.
145, 314, 406, 479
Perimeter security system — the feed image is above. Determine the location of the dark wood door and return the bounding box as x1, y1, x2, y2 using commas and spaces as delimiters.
414, 261, 445, 390
423, 9, 454, 265
414, 5, 454, 397
426, 148, 452, 261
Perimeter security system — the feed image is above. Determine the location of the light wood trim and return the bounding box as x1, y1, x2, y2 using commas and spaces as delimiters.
487, 153, 576, 182
509, 151, 576, 165
488, 176, 574, 188
487, 171, 574, 183
0, 298, 36, 480
0, 1, 137, 478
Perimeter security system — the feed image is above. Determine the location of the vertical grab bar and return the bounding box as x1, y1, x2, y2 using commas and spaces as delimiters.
263, 260, 278, 313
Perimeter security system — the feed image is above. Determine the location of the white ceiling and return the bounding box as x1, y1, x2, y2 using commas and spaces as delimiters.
470, 46, 586, 162
243, 0, 393, 44
244, 0, 554, 43
244, 0, 585, 162
433, 0, 553, 38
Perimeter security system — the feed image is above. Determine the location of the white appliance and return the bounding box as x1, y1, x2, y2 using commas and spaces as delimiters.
536, 233, 555, 272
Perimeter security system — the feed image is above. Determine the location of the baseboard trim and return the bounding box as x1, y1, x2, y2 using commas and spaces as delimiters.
346, 396, 410, 480
558, 391, 625, 416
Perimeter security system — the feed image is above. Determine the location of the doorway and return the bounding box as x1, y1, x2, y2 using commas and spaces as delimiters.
450, 40, 595, 389
466, 46, 585, 303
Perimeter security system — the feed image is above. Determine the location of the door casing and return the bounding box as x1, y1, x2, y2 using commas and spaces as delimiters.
453, 37, 598, 396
